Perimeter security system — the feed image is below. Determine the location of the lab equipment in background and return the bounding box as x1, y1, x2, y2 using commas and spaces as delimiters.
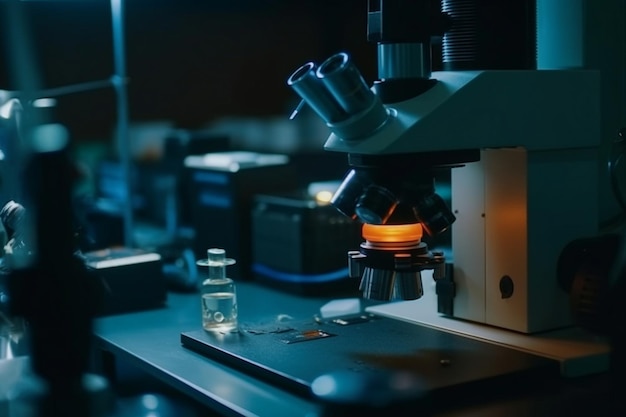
4, 123, 106, 417
197, 248, 238, 333
83, 247, 166, 317
86, 129, 231, 249
251, 182, 363, 296
74, 129, 231, 292
0, 189, 166, 321
129, 130, 231, 292
0, 92, 24, 210
184, 151, 297, 280
0, 201, 30, 360
136, 130, 231, 230
557, 229, 626, 414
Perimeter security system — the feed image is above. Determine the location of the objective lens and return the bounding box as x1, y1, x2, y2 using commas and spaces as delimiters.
413, 193, 456, 236
360, 267, 394, 300
393, 271, 424, 300
331, 169, 367, 219
355, 185, 398, 224
357, 223, 431, 301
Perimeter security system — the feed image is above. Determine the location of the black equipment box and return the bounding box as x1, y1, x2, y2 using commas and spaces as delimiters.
84, 247, 166, 316
251, 191, 362, 295
185, 151, 297, 280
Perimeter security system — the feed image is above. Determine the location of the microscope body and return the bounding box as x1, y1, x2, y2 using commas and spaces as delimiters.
325, 69, 601, 333
287, 0, 620, 335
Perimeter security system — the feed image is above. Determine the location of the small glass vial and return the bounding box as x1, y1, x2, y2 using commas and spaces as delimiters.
197, 248, 238, 332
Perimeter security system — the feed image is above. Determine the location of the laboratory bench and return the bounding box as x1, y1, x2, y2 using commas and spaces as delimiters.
91, 282, 615, 417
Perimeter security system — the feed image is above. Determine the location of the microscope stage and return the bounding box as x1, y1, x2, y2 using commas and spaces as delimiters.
181, 313, 558, 401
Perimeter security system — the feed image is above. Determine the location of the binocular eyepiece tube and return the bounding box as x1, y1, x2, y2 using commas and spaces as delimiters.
316, 52, 377, 116
287, 52, 389, 140
287, 62, 347, 124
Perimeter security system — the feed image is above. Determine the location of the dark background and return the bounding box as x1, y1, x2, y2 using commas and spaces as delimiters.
1, 0, 384, 142
2, 0, 622, 224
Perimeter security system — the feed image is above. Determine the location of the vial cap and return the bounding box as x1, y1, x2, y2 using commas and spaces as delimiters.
196, 247, 236, 267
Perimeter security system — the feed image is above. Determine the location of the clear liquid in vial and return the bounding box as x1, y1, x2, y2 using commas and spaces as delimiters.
201, 289, 238, 332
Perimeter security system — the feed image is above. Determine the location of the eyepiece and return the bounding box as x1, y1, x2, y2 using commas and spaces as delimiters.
287, 52, 390, 140
286, 62, 346, 124
316, 52, 377, 116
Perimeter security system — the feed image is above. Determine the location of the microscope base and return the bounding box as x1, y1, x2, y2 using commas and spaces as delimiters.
366, 284, 610, 378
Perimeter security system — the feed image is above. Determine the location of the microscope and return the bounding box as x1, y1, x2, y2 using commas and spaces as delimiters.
288, 0, 616, 375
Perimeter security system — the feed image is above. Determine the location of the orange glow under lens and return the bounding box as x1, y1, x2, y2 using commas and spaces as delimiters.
362, 223, 423, 243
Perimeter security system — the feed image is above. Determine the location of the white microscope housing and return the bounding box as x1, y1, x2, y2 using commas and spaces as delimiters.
325, 69, 600, 334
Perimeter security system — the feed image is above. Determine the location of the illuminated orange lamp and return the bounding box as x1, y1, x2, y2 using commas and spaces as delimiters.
362, 223, 423, 243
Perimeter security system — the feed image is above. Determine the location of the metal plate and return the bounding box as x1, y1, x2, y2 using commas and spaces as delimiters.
181, 314, 559, 399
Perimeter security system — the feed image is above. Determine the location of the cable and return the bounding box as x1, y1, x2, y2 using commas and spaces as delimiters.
610, 152, 625, 210
608, 128, 626, 213
601, 128, 626, 232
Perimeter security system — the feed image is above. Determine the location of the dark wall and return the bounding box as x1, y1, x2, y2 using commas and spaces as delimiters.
1, 0, 377, 141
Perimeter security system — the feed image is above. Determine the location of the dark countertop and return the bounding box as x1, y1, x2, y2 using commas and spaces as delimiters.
92, 282, 615, 417
93, 282, 328, 417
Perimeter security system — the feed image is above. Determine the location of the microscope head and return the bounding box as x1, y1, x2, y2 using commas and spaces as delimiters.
287, 51, 390, 142
286, 54, 458, 301
287, 0, 466, 232
285, 1, 463, 301
287, 47, 478, 238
